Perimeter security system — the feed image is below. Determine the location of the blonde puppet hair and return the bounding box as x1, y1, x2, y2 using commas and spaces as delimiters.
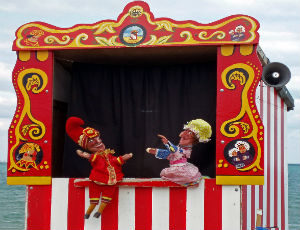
183, 119, 212, 143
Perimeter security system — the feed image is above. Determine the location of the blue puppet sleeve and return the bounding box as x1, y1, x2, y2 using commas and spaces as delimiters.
164, 141, 178, 153
155, 141, 178, 159
155, 149, 171, 159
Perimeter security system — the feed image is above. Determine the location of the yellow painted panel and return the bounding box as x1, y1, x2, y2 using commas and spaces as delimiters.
7, 176, 51, 185
18, 51, 31, 61
221, 45, 234, 56
240, 44, 254, 56
36, 50, 49, 61
216, 175, 264, 185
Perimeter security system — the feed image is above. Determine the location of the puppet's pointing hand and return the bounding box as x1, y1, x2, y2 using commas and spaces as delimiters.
157, 134, 168, 144
76, 149, 91, 159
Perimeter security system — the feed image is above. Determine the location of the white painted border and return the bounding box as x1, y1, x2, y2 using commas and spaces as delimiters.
50, 178, 69, 230
222, 185, 241, 230
186, 180, 205, 230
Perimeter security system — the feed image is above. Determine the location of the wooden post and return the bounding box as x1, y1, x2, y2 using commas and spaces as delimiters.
256, 209, 263, 227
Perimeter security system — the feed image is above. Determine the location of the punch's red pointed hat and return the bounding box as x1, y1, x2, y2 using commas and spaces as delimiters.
66, 116, 99, 149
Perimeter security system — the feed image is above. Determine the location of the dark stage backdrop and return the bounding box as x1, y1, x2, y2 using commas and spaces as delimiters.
63, 62, 216, 178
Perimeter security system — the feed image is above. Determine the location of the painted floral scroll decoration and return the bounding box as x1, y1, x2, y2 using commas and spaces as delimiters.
229, 25, 246, 41
15, 3, 259, 49
220, 63, 263, 172
9, 68, 48, 172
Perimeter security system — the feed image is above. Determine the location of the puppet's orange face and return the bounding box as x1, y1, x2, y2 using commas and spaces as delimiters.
231, 150, 238, 156
22, 149, 37, 161
238, 145, 247, 153
29, 35, 39, 42
179, 129, 197, 146
86, 136, 105, 153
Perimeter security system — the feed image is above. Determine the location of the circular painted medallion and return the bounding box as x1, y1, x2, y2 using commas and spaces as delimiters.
224, 139, 255, 170
15, 142, 43, 170
119, 24, 146, 47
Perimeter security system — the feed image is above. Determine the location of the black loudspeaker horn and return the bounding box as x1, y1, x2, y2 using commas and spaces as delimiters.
262, 62, 291, 89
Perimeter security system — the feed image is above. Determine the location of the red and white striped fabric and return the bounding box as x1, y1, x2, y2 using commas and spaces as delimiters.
241, 81, 288, 230
25, 178, 240, 230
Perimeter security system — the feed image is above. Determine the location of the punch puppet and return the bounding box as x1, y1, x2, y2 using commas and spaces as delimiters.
66, 117, 133, 219
147, 119, 212, 186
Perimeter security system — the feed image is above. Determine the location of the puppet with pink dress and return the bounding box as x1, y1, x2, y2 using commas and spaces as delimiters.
147, 119, 212, 186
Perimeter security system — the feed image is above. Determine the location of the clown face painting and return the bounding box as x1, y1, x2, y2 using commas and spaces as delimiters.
15, 143, 42, 170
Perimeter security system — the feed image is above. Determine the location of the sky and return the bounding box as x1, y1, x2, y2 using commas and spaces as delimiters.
0, 0, 299, 163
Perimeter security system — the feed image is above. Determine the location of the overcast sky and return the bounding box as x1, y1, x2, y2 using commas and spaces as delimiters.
0, 0, 299, 163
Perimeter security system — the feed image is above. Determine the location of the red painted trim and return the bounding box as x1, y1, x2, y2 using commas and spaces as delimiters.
280, 99, 286, 230
251, 185, 256, 229
135, 187, 152, 230
266, 86, 271, 227
7, 51, 54, 182
26, 185, 51, 230
204, 179, 222, 230
169, 187, 187, 230
241, 185, 248, 230
121, 180, 182, 187
274, 90, 278, 227
101, 188, 119, 230
216, 45, 264, 181
74, 178, 187, 188
67, 179, 85, 230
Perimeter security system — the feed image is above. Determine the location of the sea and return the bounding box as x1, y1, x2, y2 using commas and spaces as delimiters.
0, 162, 299, 230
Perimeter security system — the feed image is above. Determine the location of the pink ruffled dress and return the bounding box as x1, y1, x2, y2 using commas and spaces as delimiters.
155, 142, 201, 185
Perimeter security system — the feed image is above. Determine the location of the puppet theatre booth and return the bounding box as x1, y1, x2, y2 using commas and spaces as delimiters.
7, 1, 293, 230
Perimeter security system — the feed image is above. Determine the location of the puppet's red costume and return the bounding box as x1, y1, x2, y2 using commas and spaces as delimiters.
65, 116, 126, 217
88, 149, 124, 204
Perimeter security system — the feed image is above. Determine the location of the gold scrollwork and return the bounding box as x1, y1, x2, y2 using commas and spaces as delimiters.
94, 22, 119, 34
220, 63, 262, 172
156, 35, 172, 44
143, 35, 157, 45
18, 69, 47, 141
143, 35, 172, 46
73, 33, 89, 46
179, 31, 200, 44
232, 122, 250, 134
93, 13, 130, 35
21, 124, 42, 140
199, 31, 226, 40
154, 20, 175, 32
44, 35, 70, 45
94, 36, 123, 46
8, 68, 47, 172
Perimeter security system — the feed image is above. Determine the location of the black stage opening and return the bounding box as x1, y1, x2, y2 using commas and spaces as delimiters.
52, 51, 217, 179
62, 61, 216, 178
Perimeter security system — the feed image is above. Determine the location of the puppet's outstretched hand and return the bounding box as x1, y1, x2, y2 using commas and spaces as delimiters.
158, 134, 168, 144
76, 149, 91, 159
146, 148, 157, 155
122, 153, 133, 161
